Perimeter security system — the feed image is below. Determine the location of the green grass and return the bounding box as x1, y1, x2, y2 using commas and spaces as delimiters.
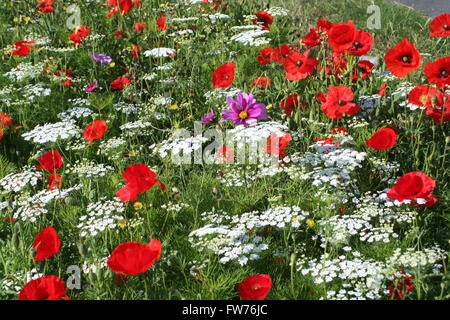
0, 0, 449, 300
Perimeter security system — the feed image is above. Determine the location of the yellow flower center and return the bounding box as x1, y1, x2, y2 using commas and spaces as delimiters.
239, 111, 248, 119
419, 95, 429, 105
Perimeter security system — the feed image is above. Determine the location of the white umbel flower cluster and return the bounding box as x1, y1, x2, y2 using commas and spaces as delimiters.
189, 224, 268, 266
231, 206, 309, 229
152, 134, 209, 160
386, 246, 446, 269
266, 7, 289, 17
22, 120, 81, 144
57, 107, 93, 121
4, 61, 47, 81
299, 252, 388, 300
230, 29, 271, 46
120, 120, 153, 136
286, 140, 366, 188
77, 198, 125, 237
143, 48, 176, 58
65, 159, 115, 179
0, 167, 43, 193
13, 185, 81, 222
1, 268, 44, 294
190, 206, 310, 265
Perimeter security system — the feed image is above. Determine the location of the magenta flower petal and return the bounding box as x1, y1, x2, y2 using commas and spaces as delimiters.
221, 92, 267, 126
85, 81, 98, 92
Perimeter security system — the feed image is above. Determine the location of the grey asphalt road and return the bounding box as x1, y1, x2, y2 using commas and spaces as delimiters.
389, 0, 450, 17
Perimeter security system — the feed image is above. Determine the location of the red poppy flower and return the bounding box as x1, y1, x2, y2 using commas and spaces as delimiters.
320, 52, 348, 77
111, 76, 132, 90
330, 52, 348, 71
106, 0, 140, 17
83, 120, 108, 144
365, 128, 397, 150
426, 97, 450, 123
387, 171, 436, 203
429, 13, 450, 37
387, 271, 415, 300
316, 91, 327, 103
157, 14, 168, 31
69, 25, 90, 44
55, 69, 73, 78
303, 19, 333, 48
62, 79, 74, 87
0, 112, 13, 127
302, 29, 322, 48
379, 83, 388, 97
271, 45, 294, 63
283, 49, 319, 81
384, 39, 421, 78
107, 239, 162, 275
424, 57, 450, 89
280, 94, 302, 117
257, 47, 275, 65
327, 20, 356, 53
217, 145, 234, 163
116, 164, 166, 202
133, 21, 145, 32
7, 41, 35, 56
238, 274, 272, 300
352, 60, 374, 81
203, 0, 228, 11
37, 0, 54, 13
330, 127, 347, 134
32, 226, 61, 261
36, 150, 63, 173
47, 173, 62, 190
19, 275, 68, 300
266, 132, 291, 159
212, 62, 235, 88
317, 19, 334, 32
4, 216, 16, 223
348, 30, 374, 56
253, 77, 272, 90
320, 86, 360, 119
114, 30, 124, 38
254, 11, 273, 31
131, 44, 140, 58
121, 164, 164, 190
408, 85, 441, 108
54, 69, 75, 86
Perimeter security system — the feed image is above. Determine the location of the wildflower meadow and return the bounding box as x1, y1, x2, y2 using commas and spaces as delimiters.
0, 0, 449, 301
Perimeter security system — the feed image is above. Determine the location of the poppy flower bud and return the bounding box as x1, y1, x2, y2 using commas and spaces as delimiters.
64, 196, 79, 206
77, 242, 88, 257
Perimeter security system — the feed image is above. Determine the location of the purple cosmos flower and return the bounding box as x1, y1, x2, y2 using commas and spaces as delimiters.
201, 109, 215, 124
220, 92, 267, 126
90, 53, 112, 64
85, 81, 98, 92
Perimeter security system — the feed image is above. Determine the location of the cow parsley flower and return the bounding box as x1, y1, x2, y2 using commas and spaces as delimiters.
22, 121, 81, 144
